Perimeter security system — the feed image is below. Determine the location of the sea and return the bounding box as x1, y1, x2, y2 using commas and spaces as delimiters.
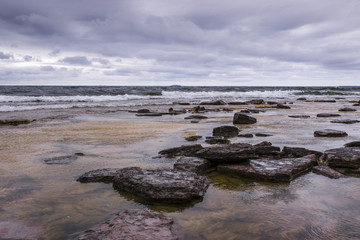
0, 85, 360, 112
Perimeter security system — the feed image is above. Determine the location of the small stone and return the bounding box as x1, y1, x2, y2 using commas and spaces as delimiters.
184, 115, 208, 119
339, 107, 356, 112
314, 129, 348, 137
246, 99, 265, 105
297, 98, 307, 101
185, 135, 202, 141
330, 119, 360, 124
238, 134, 254, 138
317, 113, 341, 117
200, 100, 227, 105
77, 168, 120, 183
276, 104, 291, 109
288, 114, 310, 118
136, 113, 162, 116
255, 133, 273, 137
136, 109, 150, 113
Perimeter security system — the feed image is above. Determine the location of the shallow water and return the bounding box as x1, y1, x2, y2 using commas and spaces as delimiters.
1, 99, 360, 239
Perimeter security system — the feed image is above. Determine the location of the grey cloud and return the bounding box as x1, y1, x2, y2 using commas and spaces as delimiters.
41, 66, 55, 71
60, 56, 92, 66
0, 51, 12, 59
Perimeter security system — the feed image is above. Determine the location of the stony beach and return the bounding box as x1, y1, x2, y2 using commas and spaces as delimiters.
1, 91, 360, 239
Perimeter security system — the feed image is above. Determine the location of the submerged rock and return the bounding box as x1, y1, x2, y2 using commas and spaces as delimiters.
213, 125, 239, 138
113, 167, 209, 202
330, 119, 360, 124
314, 129, 348, 137
205, 137, 230, 145
159, 144, 203, 157
339, 107, 356, 112
233, 113, 257, 124
312, 166, 344, 179
42, 155, 78, 165
77, 168, 120, 183
344, 141, 360, 147
78, 209, 177, 240
195, 143, 280, 164
185, 135, 202, 142
281, 146, 322, 158
321, 147, 360, 169
174, 157, 212, 174
184, 115, 208, 119
217, 155, 316, 182
316, 113, 341, 117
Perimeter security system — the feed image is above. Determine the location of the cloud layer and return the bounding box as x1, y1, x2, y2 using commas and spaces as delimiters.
0, 0, 359, 85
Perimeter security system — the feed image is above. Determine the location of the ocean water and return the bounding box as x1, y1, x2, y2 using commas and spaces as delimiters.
1, 86, 360, 112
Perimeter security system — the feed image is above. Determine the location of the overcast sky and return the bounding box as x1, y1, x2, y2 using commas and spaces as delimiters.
0, 0, 359, 86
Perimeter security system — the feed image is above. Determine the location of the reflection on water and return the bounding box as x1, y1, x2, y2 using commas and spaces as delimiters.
1, 101, 360, 239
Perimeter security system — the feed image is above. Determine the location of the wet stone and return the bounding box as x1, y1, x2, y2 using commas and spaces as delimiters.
312, 166, 344, 179
0, 119, 32, 126
184, 115, 208, 119
233, 113, 257, 124
200, 100, 226, 105
339, 107, 356, 112
255, 133, 273, 137
77, 168, 120, 183
205, 137, 230, 145
321, 147, 360, 169
330, 119, 360, 124
159, 144, 203, 157
314, 129, 348, 137
281, 146, 322, 158
185, 135, 202, 141
317, 113, 341, 117
213, 125, 239, 138
344, 141, 360, 147
136, 113, 163, 116
113, 167, 209, 202
288, 114, 310, 118
276, 104, 291, 109
174, 156, 212, 174
78, 209, 177, 240
42, 155, 78, 165
217, 155, 317, 182
238, 133, 254, 138
136, 109, 150, 113
246, 99, 265, 105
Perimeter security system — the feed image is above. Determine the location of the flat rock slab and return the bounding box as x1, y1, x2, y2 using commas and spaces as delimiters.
321, 147, 360, 169
174, 157, 212, 174
330, 119, 360, 124
238, 133, 254, 138
314, 129, 348, 137
213, 125, 239, 138
195, 143, 280, 164
281, 146, 322, 158
233, 113, 257, 124
159, 144, 203, 157
276, 104, 291, 109
312, 166, 344, 179
42, 155, 78, 164
339, 107, 356, 112
184, 115, 208, 119
317, 113, 341, 117
78, 209, 177, 240
136, 113, 163, 116
217, 155, 316, 182
77, 168, 120, 183
288, 114, 310, 118
113, 167, 209, 202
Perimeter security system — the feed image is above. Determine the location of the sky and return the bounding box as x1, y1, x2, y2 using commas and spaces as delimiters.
0, 0, 359, 86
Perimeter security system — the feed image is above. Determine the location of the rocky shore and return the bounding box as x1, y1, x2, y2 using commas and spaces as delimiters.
1, 97, 360, 239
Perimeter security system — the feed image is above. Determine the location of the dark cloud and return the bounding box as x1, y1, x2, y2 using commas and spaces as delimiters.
60, 56, 92, 66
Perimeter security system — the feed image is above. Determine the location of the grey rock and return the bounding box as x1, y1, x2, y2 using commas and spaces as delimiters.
205, 137, 230, 145
312, 166, 344, 179
184, 115, 208, 119
331, 119, 360, 124
321, 147, 360, 169
233, 113, 257, 124
317, 113, 341, 117
78, 209, 177, 240
281, 146, 322, 158
314, 129, 348, 137
77, 168, 120, 183
174, 157, 212, 174
339, 107, 356, 112
195, 143, 281, 164
217, 155, 317, 182
159, 144, 203, 157
288, 114, 310, 118
113, 167, 209, 202
344, 141, 360, 147
185, 135, 202, 141
213, 125, 239, 138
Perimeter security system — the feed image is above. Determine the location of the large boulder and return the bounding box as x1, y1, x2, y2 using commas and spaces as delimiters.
113, 167, 209, 202
158, 144, 203, 157
314, 129, 348, 137
77, 168, 120, 183
233, 113, 257, 124
213, 125, 239, 138
217, 155, 316, 182
78, 209, 177, 240
195, 143, 280, 164
312, 166, 344, 179
321, 147, 360, 169
174, 157, 212, 174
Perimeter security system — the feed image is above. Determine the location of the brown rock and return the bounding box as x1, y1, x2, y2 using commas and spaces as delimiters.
312, 166, 344, 179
